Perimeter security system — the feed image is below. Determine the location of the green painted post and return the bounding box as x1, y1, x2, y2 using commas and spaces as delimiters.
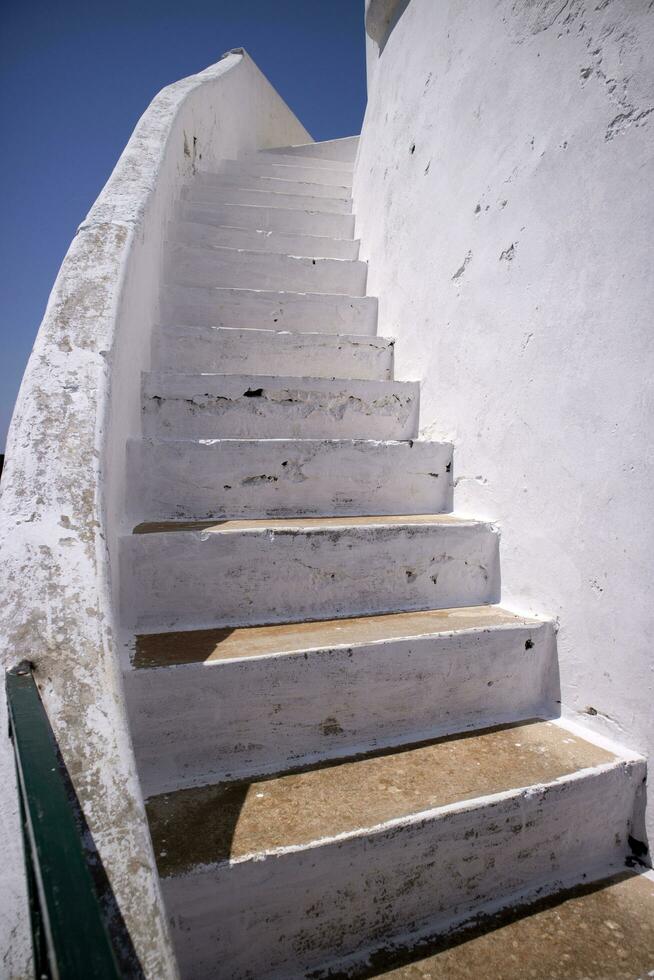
6, 661, 123, 979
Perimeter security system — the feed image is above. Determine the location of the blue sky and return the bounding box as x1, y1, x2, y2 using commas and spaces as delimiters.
0, 1, 367, 452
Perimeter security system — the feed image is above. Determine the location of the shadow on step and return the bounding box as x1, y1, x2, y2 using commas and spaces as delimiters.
323, 869, 654, 979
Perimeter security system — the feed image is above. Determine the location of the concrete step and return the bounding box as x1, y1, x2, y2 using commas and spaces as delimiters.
244, 147, 355, 170
193, 171, 352, 201
216, 159, 354, 187
259, 135, 359, 163
127, 437, 452, 521
119, 514, 499, 631
363, 870, 654, 980
182, 184, 352, 215
126, 606, 557, 796
179, 200, 355, 238
163, 242, 367, 296
144, 719, 643, 979
152, 325, 393, 379
142, 373, 419, 440
160, 285, 377, 334
169, 220, 360, 260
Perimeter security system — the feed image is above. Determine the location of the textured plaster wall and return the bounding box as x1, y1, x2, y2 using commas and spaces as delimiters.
355, 0, 654, 845
0, 51, 310, 978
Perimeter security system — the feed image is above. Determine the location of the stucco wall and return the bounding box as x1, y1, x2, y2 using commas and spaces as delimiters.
0, 51, 310, 978
354, 0, 653, 847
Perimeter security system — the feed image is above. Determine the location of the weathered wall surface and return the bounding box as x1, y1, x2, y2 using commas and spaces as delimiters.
355, 0, 654, 845
0, 51, 310, 978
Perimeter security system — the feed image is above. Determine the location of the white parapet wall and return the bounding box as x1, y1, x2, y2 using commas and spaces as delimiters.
0, 50, 311, 977
355, 0, 654, 847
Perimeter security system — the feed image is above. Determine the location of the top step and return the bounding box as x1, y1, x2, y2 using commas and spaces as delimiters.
251, 136, 359, 168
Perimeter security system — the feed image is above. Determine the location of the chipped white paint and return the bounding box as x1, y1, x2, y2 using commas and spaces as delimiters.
153, 325, 393, 379
163, 241, 367, 295
0, 50, 312, 976
127, 437, 452, 520
127, 613, 557, 796
161, 283, 377, 333
142, 372, 419, 440
215, 158, 354, 187
353, 0, 654, 842
179, 199, 355, 237
120, 518, 500, 631
172, 220, 360, 260
160, 749, 644, 979
188, 172, 352, 202
183, 182, 352, 215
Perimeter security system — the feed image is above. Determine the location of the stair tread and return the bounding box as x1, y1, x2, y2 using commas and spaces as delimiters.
145, 720, 616, 875
166, 241, 362, 264
133, 513, 473, 535
362, 871, 654, 980
174, 222, 358, 246
133, 604, 540, 668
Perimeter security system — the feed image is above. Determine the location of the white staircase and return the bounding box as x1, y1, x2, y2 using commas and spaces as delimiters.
120, 136, 644, 978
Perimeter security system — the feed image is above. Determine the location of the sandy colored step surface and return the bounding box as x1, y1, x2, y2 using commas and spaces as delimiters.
359, 871, 654, 980
146, 720, 615, 875
133, 513, 465, 535
133, 605, 537, 668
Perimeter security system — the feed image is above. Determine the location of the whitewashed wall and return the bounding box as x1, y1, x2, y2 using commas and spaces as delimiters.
355, 0, 653, 847
0, 51, 311, 978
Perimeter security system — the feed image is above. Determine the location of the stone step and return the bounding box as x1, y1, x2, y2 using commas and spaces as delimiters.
127, 437, 452, 521
144, 719, 643, 979
182, 183, 352, 215
126, 606, 557, 796
244, 147, 355, 170
152, 325, 393, 379
169, 220, 360, 260
193, 171, 352, 201
363, 870, 654, 980
259, 135, 359, 163
179, 200, 355, 238
163, 242, 367, 296
160, 285, 377, 334
216, 159, 354, 187
119, 514, 499, 631
142, 373, 419, 440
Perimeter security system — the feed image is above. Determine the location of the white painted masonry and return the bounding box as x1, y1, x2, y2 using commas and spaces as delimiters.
0, 50, 311, 976
354, 0, 654, 845
2, 24, 652, 977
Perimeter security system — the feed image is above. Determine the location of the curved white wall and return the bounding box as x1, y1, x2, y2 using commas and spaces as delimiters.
0, 50, 310, 977
354, 0, 653, 847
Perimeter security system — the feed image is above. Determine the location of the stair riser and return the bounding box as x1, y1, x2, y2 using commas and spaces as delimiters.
161, 284, 377, 334
127, 438, 452, 521
183, 186, 352, 215
169, 222, 360, 260
217, 161, 354, 187
120, 522, 500, 630
153, 327, 392, 379
179, 201, 355, 238
142, 375, 419, 440
193, 173, 352, 201
164, 244, 367, 296
159, 761, 641, 979
128, 623, 556, 796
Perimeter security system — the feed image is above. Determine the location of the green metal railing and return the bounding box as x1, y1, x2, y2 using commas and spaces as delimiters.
6, 661, 123, 979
